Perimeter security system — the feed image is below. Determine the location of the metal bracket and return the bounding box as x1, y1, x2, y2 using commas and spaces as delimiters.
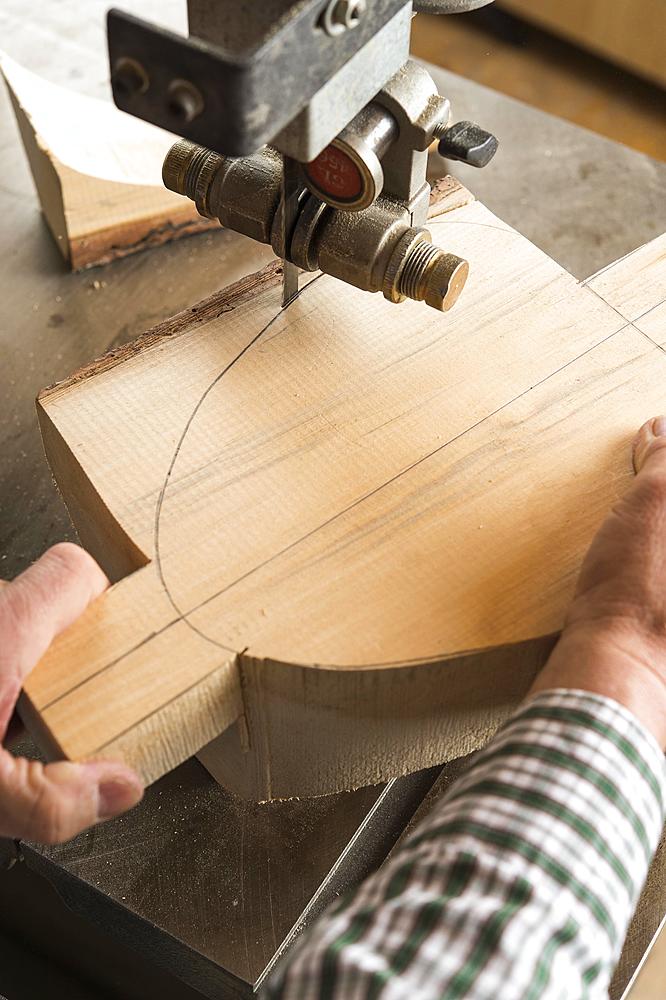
108, 1, 409, 157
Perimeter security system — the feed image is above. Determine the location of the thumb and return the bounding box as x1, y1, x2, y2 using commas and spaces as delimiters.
0, 542, 109, 687
633, 416, 666, 476
0, 750, 143, 844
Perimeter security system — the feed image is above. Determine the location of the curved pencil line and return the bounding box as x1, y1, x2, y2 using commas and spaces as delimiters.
152, 272, 325, 653
46, 216, 640, 726
158, 322, 628, 661
151, 216, 625, 670
152, 218, 523, 653
429, 217, 515, 234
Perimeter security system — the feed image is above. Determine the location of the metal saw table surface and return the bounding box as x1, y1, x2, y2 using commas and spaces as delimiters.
1, 3, 665, 996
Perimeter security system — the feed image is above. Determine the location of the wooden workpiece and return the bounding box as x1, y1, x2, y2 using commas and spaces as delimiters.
22, 180, 666, 800
1, 53, 213, 269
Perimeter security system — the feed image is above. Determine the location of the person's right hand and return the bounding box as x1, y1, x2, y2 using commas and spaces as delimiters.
531, 416, 666, 747
0, 543, 143, 844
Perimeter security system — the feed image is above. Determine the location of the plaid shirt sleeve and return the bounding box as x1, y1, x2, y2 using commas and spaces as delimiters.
263, 689, 666, 999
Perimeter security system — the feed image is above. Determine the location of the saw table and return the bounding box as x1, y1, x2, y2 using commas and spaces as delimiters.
1, 4, 665, 997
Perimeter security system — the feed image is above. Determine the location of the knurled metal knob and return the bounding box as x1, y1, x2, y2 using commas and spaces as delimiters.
383, 229, 469, 312
162, 139, 224, 218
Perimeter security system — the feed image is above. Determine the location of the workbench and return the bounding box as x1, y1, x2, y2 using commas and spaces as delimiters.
1, 3, 665, 997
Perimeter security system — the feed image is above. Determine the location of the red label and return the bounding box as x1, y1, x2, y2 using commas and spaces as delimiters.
305, 146, 363, 201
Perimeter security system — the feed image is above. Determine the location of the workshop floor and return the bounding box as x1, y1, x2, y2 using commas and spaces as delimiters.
411, 8, 666, 162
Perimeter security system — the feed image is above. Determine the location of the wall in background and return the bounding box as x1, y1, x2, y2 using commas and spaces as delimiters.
411, 8, 666, 162
501, 0, 666, 89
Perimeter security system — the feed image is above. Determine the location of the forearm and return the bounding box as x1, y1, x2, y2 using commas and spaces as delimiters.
531, 627, 666, 750
264, 689, 666, 999
263, 419, 666, 997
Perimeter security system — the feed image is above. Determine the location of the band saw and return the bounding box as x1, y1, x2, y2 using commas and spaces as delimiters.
107, 0, 498, 311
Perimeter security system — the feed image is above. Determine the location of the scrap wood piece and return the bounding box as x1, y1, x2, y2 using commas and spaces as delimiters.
0, 52, 215, 269
21, 186, 666, 800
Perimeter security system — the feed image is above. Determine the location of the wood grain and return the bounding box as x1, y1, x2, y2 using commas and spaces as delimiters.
22, 187, 666, 798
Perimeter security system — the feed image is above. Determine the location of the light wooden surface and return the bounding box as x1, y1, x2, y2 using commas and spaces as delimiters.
0, 52, 213, 269
501, 0, 666, 88
624, 916, 666, 999
22, 183, 666, 799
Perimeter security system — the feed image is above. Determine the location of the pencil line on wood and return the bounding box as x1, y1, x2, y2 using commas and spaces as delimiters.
152, 272, 326, 648
44, 320, 631, 714
42, 249, 665, 715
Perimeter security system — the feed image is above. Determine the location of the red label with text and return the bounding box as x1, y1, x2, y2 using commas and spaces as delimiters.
306, 146, 363, 201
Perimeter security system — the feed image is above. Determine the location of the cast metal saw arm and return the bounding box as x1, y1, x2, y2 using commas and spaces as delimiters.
108, 0, 498, 310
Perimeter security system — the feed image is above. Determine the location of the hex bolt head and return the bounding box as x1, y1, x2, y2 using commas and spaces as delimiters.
167, 79, 205, 124
336, 0, 367, 27
321, 0, 367, 35
111, 57, 149, 98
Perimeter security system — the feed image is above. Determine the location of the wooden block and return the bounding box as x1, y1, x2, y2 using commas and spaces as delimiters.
0, 52, 214, 269
22, 183, 666, 799
500, 0, 666, 88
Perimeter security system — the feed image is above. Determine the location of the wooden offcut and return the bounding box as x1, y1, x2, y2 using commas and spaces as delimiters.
501, 0, 666, 88
1, 53, 214, 269
22, 181, 666, 799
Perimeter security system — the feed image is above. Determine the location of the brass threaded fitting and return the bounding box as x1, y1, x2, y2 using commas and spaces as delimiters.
383, 230, 469, 312
399, 240, 442, 301
425, 253, 469, 311
382, 229, 430, 305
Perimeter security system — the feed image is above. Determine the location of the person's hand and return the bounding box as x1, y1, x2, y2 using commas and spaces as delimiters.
531, 416, 666, 747
0, 543, 143, 844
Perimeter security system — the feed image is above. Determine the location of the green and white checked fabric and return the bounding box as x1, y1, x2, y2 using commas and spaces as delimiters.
264, 690, 666, 999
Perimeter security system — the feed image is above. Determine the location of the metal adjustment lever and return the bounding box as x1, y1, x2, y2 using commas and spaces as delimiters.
435, 120, 499, 168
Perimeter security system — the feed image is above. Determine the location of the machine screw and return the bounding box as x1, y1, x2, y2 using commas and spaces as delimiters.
321, 0, 367, 36
111, 56, 149, 97
166, 79, 205, 124
383, 230, 469, 312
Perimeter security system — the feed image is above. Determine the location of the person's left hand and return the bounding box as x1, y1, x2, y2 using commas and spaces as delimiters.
0, 543, 143, 844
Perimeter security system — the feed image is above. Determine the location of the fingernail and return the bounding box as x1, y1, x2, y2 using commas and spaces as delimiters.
98, 778, 143, 821
652, 416, 666, 437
